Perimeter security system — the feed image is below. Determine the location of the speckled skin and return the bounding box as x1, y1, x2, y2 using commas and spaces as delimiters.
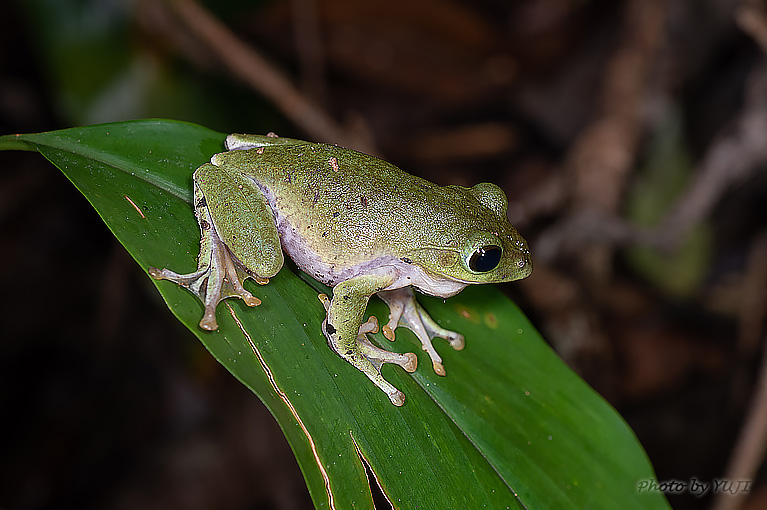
213, 140, 530, 287
149, 133, 532, 405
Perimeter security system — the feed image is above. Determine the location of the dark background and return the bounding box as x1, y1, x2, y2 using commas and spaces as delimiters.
1, 0, 766, 509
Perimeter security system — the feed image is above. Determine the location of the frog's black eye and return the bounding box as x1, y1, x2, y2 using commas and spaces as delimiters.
468, 246, 502, 273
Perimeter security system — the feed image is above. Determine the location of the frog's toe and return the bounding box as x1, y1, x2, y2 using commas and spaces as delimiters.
357, 335, 418, 373
378, 287, 462, 376
148, 266, 164, 280
359, 315, 379, 335
330, 333, 412, 405
228, 278, 261, 307
362, 349, 413, 405
241, 293, 262, 307
150, 235, 265, 330
148, 266, 202, 285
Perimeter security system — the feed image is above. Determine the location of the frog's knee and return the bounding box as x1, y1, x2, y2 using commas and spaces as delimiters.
322, 320, 343, 353
250, 254, 283, 279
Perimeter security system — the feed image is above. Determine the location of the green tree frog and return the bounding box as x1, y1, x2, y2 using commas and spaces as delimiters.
149, 133, 532, 406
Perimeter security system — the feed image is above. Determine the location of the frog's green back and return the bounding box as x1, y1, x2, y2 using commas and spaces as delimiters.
214, 141, 529, 284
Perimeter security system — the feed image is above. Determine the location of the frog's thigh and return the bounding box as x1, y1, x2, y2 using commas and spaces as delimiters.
194, 163, 283, 278
326, 274, 394, 351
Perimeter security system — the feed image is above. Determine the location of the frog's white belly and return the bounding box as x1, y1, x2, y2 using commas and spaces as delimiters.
280, 218, 466, 297
256, 182, 467, 298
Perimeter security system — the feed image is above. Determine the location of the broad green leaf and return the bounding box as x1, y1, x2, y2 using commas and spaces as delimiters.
0, 120, 670, 509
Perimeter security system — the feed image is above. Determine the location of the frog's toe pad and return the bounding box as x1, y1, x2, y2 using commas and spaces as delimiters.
402, 352, 418, 373
241, 292, 262, 307
388, 389, 406, 406
148, 267, 164, 280
448, 333, 465, 351
382, 351, 417, 373
382, 324, 396, 341
432, 361, 446, 376
199, 310, 219, 331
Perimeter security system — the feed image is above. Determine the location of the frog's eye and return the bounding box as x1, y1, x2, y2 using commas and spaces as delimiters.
468, 245, 502, 273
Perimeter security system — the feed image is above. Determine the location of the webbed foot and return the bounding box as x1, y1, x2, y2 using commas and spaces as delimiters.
378, 287, 464, 376
149, 182, 267, 330
149, 240, 263, 330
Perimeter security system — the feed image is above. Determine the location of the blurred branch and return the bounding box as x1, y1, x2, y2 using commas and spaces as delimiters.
164, 0, 374, 153
535, 212, 646, 263
711, 232, 767, 510
658, 60, 767, 248
536, 58, 767, 265
291, 0, 327, 105
738, 232, 767, 354
406, 123, 517, 162
737, 0, 767, 52
563, 0, 670, 282
510, 173, 566, 228
712, 335, 767, 510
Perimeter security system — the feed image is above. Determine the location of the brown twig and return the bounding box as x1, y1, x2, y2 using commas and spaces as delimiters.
165, 0, 374, 153
290, 0, 327, 105
649, 3, 767, 251
658, 60, 767, 248
535, 57, 767, 263
710, 203, 767, 509
737, 0, 767, 52
565, 0, 670, 283
738, 232, 767, 354
712, 336, 767, 510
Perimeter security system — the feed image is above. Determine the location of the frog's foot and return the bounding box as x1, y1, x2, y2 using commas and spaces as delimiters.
378, 287, 464, 376
318, 293, 417, 406
334, 333, 418, 406
149, 221, 263, 331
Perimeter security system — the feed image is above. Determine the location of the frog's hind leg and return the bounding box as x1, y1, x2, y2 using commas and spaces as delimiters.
319, 275, 418, 406
378, 287, 464, 376
149, 162, 283, 330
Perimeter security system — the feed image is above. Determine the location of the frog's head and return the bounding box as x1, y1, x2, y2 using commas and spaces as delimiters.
455, 228, 532, 283
409, 182, 532, 285
464, 182, 532, 281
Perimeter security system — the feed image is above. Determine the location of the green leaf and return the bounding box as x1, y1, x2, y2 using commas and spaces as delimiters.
0, 120, 670, 509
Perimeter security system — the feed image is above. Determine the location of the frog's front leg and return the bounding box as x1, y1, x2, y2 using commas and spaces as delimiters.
322, 272, 418, 406
378, 287, 465, 376
149, 162, 283, 330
